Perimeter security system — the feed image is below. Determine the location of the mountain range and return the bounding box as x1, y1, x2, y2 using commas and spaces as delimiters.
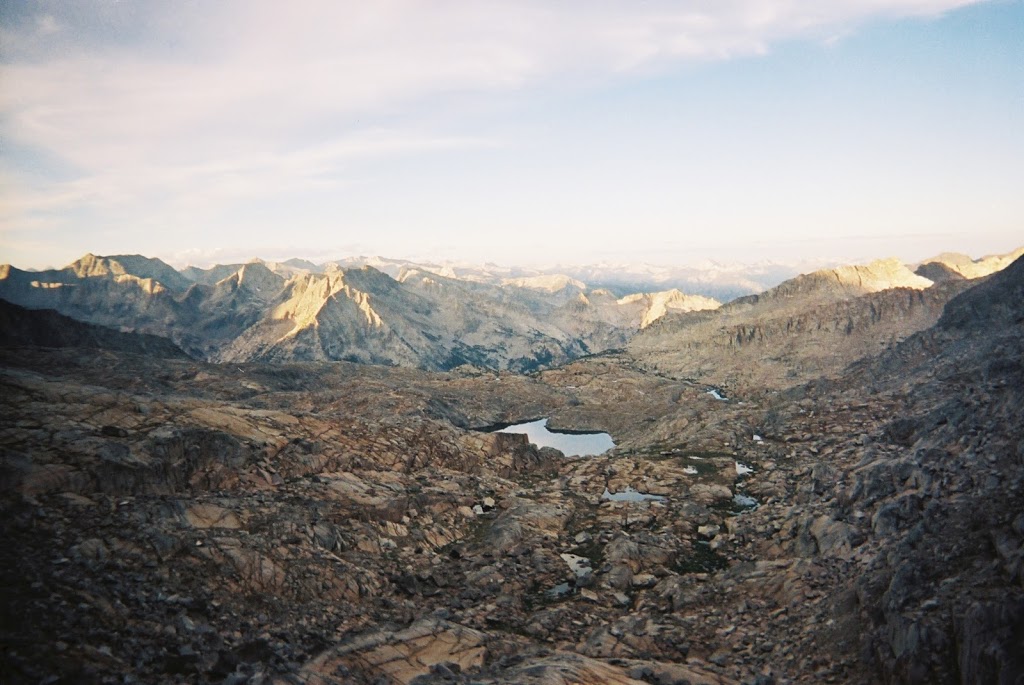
2, 244, 1024, 684
1, 248, 1019, 382
0, 252, 721, 372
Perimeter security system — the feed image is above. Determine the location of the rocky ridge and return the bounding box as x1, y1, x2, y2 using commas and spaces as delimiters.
914, 247, 1024, 282
625, 257, 989, 391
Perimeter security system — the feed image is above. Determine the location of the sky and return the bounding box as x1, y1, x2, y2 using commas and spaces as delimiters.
1, 0, 1022, 270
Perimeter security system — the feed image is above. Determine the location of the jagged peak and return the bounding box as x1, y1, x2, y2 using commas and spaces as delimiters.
214, 261, 285, 295
272, 272, 347, 325
64, 253, 189, 291
633, 289, 721, 328
65, 252, 106, 275
239, 261, 283, 283
270, 268, 387, 334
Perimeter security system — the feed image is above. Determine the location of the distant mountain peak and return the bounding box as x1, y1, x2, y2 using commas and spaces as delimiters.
916, 246, 1024, 282
614, 289, 721, 328
503, 274, 587, 293
827, 258, 933, 291
65, 253, 191, 292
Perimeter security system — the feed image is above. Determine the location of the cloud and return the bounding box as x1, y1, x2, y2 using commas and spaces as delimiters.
1, 128, 494, 223
3, 1, 986, 164
0, 0, 991, 257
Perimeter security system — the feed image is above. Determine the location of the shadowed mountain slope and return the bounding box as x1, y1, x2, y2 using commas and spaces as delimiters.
788, 254, 1024, 683
937, 252, 1024, 330
0, 298, 189, 358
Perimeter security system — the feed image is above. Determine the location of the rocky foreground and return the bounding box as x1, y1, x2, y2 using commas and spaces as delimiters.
2, 258, 1024, 685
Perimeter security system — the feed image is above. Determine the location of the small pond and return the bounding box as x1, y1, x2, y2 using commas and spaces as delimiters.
601, 487, 666, 503
491, 418, 614, 457
733, 493, 758, 509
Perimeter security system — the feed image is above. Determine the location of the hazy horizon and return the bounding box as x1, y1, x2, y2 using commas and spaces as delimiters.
2, 1, 1021, 271
10, 242, 1024, 279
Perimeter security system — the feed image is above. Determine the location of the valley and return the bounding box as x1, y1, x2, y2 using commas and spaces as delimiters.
1, 248, 1022, 684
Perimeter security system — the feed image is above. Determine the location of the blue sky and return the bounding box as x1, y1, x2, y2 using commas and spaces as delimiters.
1, 0, 1021, 270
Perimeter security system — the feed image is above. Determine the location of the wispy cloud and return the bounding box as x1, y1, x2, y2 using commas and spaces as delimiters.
2, 1, 984, 168
3, 129, 495, 215
0, 0, 996, 266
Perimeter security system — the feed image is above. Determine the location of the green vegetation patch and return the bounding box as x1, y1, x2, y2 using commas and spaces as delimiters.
634, 446, 736, 466
569, 537, 605, 569
672, 541, 729, 574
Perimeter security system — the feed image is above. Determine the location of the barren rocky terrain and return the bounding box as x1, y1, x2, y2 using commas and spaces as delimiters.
2, 251, 1023, 684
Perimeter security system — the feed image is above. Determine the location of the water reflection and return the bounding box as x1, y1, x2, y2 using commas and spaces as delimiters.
495, 418, 614, 457
601, 487, 666, 503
